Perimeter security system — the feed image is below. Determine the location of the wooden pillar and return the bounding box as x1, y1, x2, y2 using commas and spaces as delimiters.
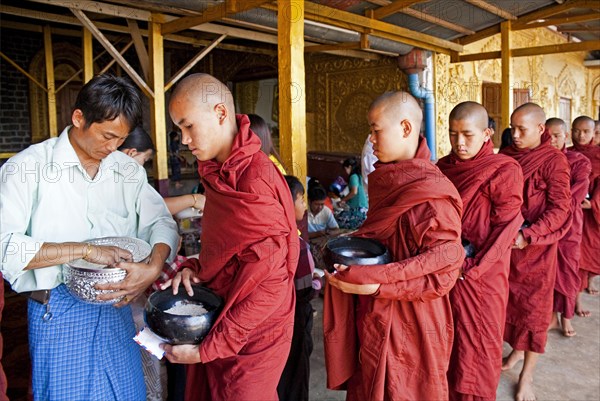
278, 0, 307, 184
501, 21, 512, 130
83, 28, 94, 82
43, 25, 58, 138
149, 15, 169, 196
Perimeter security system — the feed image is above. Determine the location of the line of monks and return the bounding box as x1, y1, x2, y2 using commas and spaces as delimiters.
323, 94, 599, 401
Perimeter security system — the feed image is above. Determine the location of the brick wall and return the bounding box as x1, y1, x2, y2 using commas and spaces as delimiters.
0, 28, 43, 153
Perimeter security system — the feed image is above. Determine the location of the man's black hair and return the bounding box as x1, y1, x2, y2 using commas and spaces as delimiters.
284, 175, 305, 200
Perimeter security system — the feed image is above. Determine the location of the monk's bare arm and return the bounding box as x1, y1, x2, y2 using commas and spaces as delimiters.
523, 154, 572, 245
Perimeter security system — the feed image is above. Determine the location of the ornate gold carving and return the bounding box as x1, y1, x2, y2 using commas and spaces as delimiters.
306, 54, 404, 153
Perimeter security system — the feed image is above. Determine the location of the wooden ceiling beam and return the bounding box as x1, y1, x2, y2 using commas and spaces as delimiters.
400, 8, 475, 35
514, 12, 600, 31
161, 0, 270, 35
514, 0, 598, 27
370, 0, 427, 20
452, 39, 600, 62
126, 19, 149, 81
305, 42, 362, 53
279, 2, 463, 53
461, 0, 516, 20
559, 28, 600, 32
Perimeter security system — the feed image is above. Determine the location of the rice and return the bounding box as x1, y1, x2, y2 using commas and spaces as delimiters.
164, 301, 208, 316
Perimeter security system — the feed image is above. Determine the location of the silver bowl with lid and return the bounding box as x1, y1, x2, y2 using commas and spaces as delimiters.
63, 236, 152, 304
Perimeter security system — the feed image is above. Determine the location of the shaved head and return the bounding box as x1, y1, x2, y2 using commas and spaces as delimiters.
546, 118, 568, 150
367, 91, 424, 162
513, 103, 546, 125
369, 91, 423, 136
571, 115, 596, 146
169, 73, 238, 163
171, 73, 235, 118
449, 101, 489, 130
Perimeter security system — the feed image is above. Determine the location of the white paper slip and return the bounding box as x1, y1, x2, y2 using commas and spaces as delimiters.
134, 326, 169, 360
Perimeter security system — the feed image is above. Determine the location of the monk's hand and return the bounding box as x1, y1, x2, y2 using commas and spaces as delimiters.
512, 231, 529, 250
161, 343, 202, 364
325, 264, 380, 295
164, 268, 200, 296
582, 199, 592, 209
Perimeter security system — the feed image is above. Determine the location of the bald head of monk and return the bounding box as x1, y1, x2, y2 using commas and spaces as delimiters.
367, 91, 423, 163
571, 115, 595, 146
546, 118, 568, 150
448, 101, 491, 160
510, 102, 546, 150
169, 73, 237, 163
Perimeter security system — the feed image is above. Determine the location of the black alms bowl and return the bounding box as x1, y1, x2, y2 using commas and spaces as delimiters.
324, 237, 392, 272
145, 284, 223, 345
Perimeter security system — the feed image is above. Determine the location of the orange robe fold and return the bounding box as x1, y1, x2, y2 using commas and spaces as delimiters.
324, 138, 465, 401
568, 142, 600, 284
182, 115, 299, 401
500, 132, 571, 353
554, 148, 590, 317
438, 140, 524, 400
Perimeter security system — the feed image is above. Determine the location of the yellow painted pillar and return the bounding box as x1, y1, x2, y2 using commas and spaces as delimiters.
44, 25, 57, 138
278, 0, 307, 184
501, 21, 512, 131
83, 28, 94, 83
148, 15, 169, 195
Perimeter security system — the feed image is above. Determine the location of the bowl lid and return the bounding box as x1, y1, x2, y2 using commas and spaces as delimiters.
67, 236, 152, 270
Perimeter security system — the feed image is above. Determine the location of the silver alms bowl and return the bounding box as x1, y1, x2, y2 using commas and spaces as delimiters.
63, 236, 152, 304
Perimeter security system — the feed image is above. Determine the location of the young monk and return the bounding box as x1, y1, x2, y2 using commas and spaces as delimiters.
437, 101, 524, 401
568, 116, 600, 309
500, 103, 572, 401
546, 118, 591, 336
161, 73, 299, 401
323, 91, 465, 400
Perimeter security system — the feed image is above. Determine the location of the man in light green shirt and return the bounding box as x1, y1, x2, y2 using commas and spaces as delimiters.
0, 74, 179, 400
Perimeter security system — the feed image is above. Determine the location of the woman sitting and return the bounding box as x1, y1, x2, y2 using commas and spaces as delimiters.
336, 157, 368, 229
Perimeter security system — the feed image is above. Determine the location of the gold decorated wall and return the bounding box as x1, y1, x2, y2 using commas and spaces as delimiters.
435, 28, 600, 158
305, 54, 406, 153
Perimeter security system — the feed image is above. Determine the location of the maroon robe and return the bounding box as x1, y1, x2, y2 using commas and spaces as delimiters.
438, 140, 524, 400
554, 148, 590, 317
568, 142, 600, 284
182, 115, 299, 401
324, 138, 465, 401
0, 273, 6, 401
500, 132, 571, 353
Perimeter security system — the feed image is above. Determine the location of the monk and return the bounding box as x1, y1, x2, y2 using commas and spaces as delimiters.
569, 116, 600, 311
500, 103, 571, 401
324, 91, 465, 401
161, 74, 299, 401
438, 102, 524, 401
546, 118, 591, 336
594, 120, 600, 146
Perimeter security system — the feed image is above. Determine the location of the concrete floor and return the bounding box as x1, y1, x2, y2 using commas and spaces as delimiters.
308, 277, 600, 401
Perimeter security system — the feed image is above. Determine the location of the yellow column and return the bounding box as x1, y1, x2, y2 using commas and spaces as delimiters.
501, 21, 512, 130
44, 25, 57, 138
278, 0, 307, 184
83, 28, 94, 83
148, 15, 169, 193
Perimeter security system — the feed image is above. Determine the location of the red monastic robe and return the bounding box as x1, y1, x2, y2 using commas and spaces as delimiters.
0, 273, 6, 400
500, 132, 571, 353
324, 138, 465, 401
438, 140, 524, 400
568, 142, 600, 285
554, 148, 590, 317
182, 115, 299, 401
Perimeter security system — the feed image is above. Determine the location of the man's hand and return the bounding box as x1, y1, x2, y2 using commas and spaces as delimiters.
512, 231, 529, 250
95, 260, 161, 306
325, 263, 380, 295
161, 343, 202, 364
86, 245, 133, 266
582, 199, 592, 209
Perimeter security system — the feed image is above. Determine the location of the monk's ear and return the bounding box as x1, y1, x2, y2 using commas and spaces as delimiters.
538, 123, 545, 136
214, 103, 227, 124
400, 119, 412, 138
483, 127, 492, 142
